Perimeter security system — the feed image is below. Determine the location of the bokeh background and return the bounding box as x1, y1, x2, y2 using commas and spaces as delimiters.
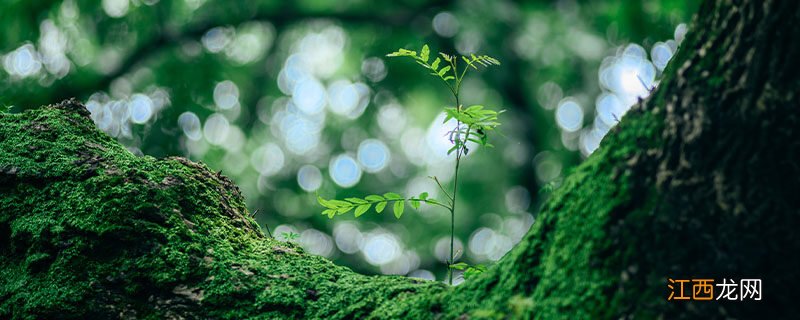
0, 0, 696, 283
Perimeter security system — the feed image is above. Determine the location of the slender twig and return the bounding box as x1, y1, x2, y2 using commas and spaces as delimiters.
429, 176, 454, 203
265, 223, 274, 239
251, 210, 274, 238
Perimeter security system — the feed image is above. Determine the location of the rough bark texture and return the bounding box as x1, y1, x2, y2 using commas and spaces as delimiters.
1, 0, 798, 319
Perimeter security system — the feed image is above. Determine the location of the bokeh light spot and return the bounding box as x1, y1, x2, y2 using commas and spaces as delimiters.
555, 99, 584, 132
297, 165, 323, 192
357, 139, 390, 173
329, 154, 362, 188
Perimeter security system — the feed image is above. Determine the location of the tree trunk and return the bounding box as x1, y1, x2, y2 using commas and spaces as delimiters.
1, 0, 798, 318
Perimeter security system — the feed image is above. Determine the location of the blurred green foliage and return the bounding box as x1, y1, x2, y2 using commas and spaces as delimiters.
0, 0, 695, 282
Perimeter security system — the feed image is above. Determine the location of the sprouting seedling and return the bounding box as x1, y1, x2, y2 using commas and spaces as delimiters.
449, 262, 488, 280
281, 232, 300, 242
539, 181, 557, 195
317, 44, 501, 285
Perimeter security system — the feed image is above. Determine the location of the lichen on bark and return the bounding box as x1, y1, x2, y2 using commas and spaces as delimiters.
2, 0, 799, 319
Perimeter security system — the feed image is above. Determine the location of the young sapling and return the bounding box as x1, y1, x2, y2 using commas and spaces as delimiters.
318, 44, 501, 285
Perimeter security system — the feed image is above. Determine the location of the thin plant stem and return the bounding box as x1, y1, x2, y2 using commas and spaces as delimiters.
449, 149, 460, 285
447, 76, 462, 286
430, 176, 454, 203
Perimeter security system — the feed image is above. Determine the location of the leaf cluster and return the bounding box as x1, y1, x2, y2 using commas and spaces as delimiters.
317, 192, 449, 219
449, 262, 488, 279
281, 232, 300, 241
444, 105, 503, 155
387, 44, 500, 98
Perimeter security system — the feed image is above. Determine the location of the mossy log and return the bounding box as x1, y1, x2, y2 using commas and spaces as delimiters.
2, 0, 799, 318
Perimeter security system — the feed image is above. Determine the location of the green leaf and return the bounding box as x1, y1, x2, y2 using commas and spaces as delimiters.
420, 44, 430, 63
465, 105, 484, 113
365, 195, 384, 202
410, 199, 420, 210
464, 265, 487, 279
438, 65, 451, 77
282, 232, 300, 241
317, 196, 336, 209
329, 200, 352, 208
439, 52, 452, 62
346, 197, 368, 204
383, 192, 402, 200
336, 206, 353, 214
430, 57, 440, 71
447, 145, 458, 155
375, 201, 387, 213
354, 204, 371, 217
386, 48, 416, 57
449, 262, 470, 270
419, 192, 429, 200
322, 209, 336, 218
393, 201, 404, 218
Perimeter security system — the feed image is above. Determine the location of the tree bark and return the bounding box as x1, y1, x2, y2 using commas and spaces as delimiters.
1, 0, 798, 318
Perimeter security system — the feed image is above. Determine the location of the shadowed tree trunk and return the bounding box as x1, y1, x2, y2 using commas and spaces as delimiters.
1, 0, 798, 318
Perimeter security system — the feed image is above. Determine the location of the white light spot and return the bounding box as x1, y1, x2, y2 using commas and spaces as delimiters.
650, 42, 674, 71
674, 23, 688, 44
334, 222, 364, 254
434, 237, 463, 263
178, 111, 202, 141
580, 127, 604, 156
299, 228, 334, 257
363, 232, 401, 265
357, 139, 390, 173
213, 80, 239, 110
433, 12, 459, 37
297, 165, 322, 192
408, 269, 435, 281
361, 57, 387, 82
203, 113, 230, 145
377, 103, 407, 135
221, 125, 245, 152
225, 22, 274, 65
278, 110, 323, 155
327, 80, 359, 116
3, 44, 42, 78
102, 0, 129, 18
469, 227, 496, 256
250, 143, 285, 176
202, 27, 233, 53
555, 99, 584, 132
329, 154, 362, 188
504, 186, 531, 213
595, 93, 626, 126
293, 77, 326, 115
129, 94, 153, 124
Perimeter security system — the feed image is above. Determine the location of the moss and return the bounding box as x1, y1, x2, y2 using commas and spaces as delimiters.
0, 100, 448, 319
3, 1, 799, 315
6, 99, 664, 319
2, 88, 794, 318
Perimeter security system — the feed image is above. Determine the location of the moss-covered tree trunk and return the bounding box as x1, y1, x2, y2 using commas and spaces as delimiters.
2, 0, 798, 318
